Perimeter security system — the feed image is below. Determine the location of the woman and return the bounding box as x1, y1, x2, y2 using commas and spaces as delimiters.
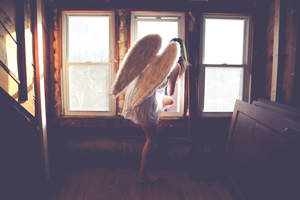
122, 38, 188, 183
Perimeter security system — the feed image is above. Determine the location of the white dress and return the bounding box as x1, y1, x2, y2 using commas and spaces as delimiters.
122, 77, 168, 126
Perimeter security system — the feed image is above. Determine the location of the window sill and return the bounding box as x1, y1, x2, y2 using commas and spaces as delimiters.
200, 112, 233, 118
56, 114, 189, 128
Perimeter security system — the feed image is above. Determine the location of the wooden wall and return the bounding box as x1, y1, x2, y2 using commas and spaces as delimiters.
280, 0, 299, 105
46, 0, 255, 133
264, 0, 300, 107
44, 0, 266, 177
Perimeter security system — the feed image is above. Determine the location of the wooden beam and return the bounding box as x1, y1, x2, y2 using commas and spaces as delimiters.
33, 0, 51, 179
271, 0, 286, 102
270, 0, 281, 101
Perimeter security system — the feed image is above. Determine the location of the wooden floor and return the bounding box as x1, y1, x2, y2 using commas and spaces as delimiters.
53, 168, 233, 200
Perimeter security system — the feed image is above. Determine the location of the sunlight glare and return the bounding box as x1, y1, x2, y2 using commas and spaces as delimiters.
204, 19, 245, 65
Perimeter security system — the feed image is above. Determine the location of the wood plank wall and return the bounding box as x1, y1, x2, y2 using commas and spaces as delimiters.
265, 0, 300, 106
45, 0, 261, 177
46, 0, 255, 131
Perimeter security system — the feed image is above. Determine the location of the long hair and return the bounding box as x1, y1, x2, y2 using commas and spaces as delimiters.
170, 38, 189, 75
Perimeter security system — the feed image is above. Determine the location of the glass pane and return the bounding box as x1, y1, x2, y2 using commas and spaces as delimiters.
0, 25, 18, 78
204, 18, 245, 65
68, 16, 109, 62
204, 67, 243, 112
136, 21, 178, 53
69, 65, 110, 111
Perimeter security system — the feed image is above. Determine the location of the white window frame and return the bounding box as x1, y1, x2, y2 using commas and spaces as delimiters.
131, 11, 186, 118
200, 14, 251, 117
61, 11, 115, 116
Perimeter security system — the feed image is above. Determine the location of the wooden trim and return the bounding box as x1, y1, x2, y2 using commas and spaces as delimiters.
197, 13, 205, 116
204, 64, 247, 68
33, 0, 50, 180
113, 10, 120, 114
201, 12, 251, 18
183, 11, 190, 118
246, 15, 254, 102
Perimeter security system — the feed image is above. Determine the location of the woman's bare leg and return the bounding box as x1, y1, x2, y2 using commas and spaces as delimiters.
138, 125, 159, 183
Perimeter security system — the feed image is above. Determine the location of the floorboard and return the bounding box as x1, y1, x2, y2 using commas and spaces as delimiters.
53, 168, 233, 200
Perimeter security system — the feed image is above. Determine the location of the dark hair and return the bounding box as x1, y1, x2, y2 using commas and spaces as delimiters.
170, 38, 189, 74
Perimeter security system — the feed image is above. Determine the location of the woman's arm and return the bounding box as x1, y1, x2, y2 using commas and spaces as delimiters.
167, 63, 181, 96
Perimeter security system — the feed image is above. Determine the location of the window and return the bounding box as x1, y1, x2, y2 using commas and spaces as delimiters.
131, 11, 186, 117
200, 14, 251, 114
62, 11, 115, 116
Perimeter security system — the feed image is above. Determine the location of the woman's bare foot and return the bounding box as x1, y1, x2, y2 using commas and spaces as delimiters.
162, 96, 174, 108
138, 175, 160, 184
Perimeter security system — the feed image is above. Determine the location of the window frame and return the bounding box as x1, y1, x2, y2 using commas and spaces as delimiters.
61, 11, 116, 117
130, 11, 186, 118
199, 13, 252, 117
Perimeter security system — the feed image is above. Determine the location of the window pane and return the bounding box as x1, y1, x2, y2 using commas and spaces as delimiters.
136, 21, 178, 52
68, 16, 109, 62
204, 18, 245, 65
204, 67, 243, 112
0, 25, 18, 78
69, 65, 110, 111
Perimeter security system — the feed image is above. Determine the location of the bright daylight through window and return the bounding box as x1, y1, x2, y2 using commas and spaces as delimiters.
202, 15, 250, 113
131, 12, 186, 117
62, 12, 115, 116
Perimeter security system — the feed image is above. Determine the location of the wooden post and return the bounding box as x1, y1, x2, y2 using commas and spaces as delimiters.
34, 0, 50, 179
271, 0, 285, 102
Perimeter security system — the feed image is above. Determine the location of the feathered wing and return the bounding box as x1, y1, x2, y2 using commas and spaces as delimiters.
112, 34, 162, 96
127, 42, 180, 111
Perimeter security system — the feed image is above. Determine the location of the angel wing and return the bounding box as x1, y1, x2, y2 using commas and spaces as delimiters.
127, 42, 179, 111
112, 34, 179, 111
112, 34, 162, 96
